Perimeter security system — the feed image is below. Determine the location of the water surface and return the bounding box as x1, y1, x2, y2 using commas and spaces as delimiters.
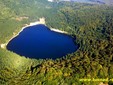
7, 24, 78, 59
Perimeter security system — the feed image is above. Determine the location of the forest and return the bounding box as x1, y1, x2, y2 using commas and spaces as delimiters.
0, 0, 113, 85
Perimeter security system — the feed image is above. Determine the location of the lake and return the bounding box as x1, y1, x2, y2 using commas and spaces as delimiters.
7, 24, 78, 59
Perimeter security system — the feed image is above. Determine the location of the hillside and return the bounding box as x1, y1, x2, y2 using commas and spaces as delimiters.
48, 0, 113, 5
0, 0, 113, 85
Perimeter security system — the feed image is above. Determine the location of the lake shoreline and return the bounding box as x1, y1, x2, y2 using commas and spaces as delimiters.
50, 28, 67, 34
7, 23, 77, 59
0, 17, 67, 49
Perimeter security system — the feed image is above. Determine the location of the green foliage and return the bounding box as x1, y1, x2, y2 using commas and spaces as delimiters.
0, 0, 113, 85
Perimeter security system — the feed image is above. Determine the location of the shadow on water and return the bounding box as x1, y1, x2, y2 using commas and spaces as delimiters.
7, 24, 79, 59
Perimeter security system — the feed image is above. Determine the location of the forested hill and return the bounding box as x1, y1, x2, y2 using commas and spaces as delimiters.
48, 0, 113, 5
0, 0, 113, 85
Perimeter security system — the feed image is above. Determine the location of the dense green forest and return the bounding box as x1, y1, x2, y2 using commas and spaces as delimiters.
0, 0, 113, 85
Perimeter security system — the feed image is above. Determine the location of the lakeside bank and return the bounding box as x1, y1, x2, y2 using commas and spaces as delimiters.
0, 17, 67, 49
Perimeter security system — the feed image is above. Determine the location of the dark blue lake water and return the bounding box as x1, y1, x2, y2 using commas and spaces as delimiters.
7, 24, 78, 59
